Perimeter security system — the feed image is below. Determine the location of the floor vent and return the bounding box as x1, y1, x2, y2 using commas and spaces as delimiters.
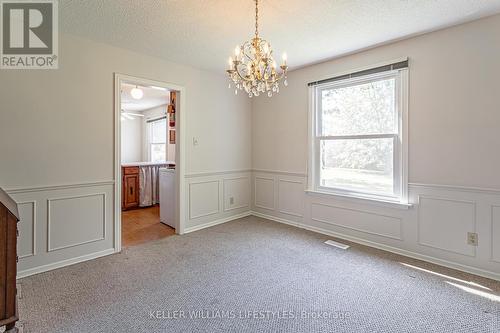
324, 240, 350, 250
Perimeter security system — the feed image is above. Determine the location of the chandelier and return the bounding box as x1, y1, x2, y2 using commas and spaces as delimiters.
226, 0, 288, 98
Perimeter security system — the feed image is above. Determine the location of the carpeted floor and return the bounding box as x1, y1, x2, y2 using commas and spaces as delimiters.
14, 216, 500, 332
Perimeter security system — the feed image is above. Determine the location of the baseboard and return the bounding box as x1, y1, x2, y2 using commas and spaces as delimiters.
251, 211, 500, 282
184, 211, 252, 234
17, 248, 115, 279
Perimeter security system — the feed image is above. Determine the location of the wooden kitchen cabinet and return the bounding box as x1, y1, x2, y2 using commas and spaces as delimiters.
122, 167, 139, 210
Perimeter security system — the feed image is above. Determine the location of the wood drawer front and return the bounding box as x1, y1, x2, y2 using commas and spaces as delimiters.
123, 174, 139, 209
123, 166, 139, 175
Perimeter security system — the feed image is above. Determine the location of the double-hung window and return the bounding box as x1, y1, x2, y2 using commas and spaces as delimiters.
309, 63, 408, 203
148, 118, 167, 163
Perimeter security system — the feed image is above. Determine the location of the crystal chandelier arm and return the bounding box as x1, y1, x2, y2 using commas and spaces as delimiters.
241, 43, 254, 63
234, 66, 253, 82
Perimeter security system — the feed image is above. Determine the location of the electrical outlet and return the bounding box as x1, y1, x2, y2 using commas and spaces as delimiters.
467, 232, 478, 246
229, 197, 234, 205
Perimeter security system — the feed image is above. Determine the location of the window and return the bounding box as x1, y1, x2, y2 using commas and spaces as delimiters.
309, 69, 408, 203
149, 118, 167, 162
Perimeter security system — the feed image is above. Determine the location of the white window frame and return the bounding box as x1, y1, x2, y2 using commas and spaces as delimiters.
148, 117, 167, 162
307, 68, 409, 205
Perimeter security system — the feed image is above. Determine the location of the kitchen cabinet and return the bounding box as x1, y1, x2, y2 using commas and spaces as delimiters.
122, 166, 139, 210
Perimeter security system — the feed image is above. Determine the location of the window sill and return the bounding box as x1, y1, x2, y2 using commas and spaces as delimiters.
305, 189, 413, 210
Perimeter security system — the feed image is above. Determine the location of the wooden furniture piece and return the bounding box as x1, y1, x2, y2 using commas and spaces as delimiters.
0, 188, 19, 333
122, 166, 140, 210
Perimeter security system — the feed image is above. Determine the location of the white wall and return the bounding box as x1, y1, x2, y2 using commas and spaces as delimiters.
251, 15, 500, 280
0, 33, 252, 277
121, 116, 143, 163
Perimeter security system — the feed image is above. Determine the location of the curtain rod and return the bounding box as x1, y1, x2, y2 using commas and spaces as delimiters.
146, 116, 167, 123
308, 59, 408, 87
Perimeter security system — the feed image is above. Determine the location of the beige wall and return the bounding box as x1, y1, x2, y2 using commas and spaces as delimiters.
252, 14, 500, 190
0, 33, 252, 189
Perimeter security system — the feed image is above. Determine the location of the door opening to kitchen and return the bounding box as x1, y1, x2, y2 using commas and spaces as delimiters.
119, 78, 179, 247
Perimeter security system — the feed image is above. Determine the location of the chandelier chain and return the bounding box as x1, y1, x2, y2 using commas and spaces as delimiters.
255, 0, 259, 38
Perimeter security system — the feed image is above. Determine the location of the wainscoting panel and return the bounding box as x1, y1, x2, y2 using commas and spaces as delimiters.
417, 196, 476, 257
47, 194, 106, 252
251, 170, 500, 281
254, 176, 275, 210
6, 181, 115, 278
188, 180, 220, 220
278, 180, 304, 217
8, 170, 251, 277
311, 203, 402, 240
223, 177, 250, 212
492, 206, 500, 263
17, 201, 36, 259
184, 171, 252, 233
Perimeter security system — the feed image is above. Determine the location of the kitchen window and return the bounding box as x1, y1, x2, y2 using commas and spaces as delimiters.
308, 63, 408, 203
149, 118, 167, 163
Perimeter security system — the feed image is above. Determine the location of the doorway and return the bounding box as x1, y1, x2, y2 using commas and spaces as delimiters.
114, 74, 186, 251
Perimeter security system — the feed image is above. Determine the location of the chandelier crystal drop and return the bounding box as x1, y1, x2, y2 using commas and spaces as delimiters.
226, 0, 288, 98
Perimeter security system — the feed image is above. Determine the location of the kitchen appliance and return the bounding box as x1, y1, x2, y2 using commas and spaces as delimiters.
159, 168, 176, 229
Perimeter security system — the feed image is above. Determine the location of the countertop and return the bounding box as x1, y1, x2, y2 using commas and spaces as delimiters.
122, 161, 175, 167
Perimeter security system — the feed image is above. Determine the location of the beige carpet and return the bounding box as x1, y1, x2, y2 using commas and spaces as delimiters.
14, 216, 500, 332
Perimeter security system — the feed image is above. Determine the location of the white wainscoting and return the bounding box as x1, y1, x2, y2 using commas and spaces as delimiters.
311, 203, 403, 240
6, 181, 115, 278
188, 180, 220, 220
251, 171, 500, 281
492, 206, 500, 263
17, 201, 36, 259
8, 170, 499, 281
184, 171, 252, 233
417, 196, 476, 257
224, 176, 250, 212
7, 171, 251, 278
278, 179, 304, 217
254, 176, 275, 211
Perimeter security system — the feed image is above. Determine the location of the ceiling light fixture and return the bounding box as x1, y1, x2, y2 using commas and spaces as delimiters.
130, 86, 144, 100
226, 0, 288, 98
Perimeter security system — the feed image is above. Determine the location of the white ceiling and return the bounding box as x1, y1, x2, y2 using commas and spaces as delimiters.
60, 0, 500, 73
121, 83, 170, 112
